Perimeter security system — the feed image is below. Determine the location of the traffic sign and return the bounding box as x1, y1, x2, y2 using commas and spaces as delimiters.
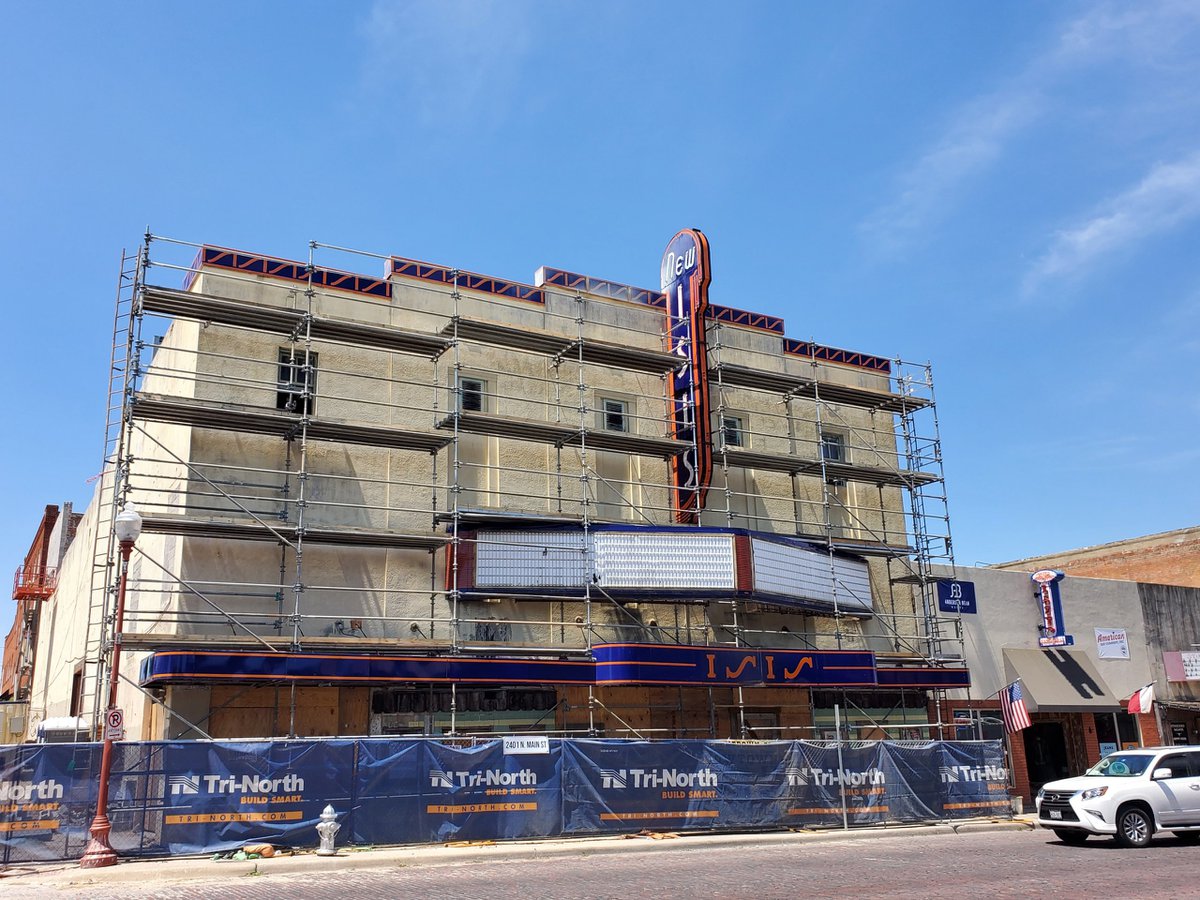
104, 707, 125, 741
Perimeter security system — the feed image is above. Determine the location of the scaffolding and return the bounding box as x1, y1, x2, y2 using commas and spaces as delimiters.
75, 232, 963, 742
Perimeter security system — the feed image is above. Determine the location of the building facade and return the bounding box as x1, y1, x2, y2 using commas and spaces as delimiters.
1, 503, 78, 741
24, 230, 966, 742
930, 565, 1182, 804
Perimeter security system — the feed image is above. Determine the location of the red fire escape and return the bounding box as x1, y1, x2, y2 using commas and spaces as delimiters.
8, 565, 57, 700
13, 565, 58, 602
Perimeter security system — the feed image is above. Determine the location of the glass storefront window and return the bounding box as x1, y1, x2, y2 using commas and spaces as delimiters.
954, 709, 1005, 741
1094, 711, 1142, 757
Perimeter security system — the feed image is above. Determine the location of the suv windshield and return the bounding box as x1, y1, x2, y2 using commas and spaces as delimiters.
1085, 754, 1153, 777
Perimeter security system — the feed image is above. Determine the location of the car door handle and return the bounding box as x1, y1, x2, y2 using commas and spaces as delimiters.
1190, 785, 1200, 791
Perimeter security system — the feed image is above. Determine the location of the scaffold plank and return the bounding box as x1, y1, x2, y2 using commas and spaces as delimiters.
140, 514, 447, 550
143, 285, 451, 357
132, 393, 452, 452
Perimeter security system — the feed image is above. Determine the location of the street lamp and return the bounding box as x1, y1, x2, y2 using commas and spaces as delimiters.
80, 502, 142, 869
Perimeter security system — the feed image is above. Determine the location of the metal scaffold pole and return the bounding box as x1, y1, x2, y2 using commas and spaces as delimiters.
89, 234, 147, 733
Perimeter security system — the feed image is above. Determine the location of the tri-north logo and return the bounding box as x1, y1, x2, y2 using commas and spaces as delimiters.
939, 764, 1008, 783
429, 768, 538, 789
168, 773, 305, 796
0, 778, 64, 802
785, 766, 885, 788
598, 767, 718, 790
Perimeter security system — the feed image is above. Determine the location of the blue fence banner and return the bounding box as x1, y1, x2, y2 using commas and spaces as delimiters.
112, 740, 357, 856
351, 740, 424, 846
1, 738, 1009, 861
879, 742, 942, 822
938, 741, 1010, 817
784, 742, 888, 826
0, 742, 100, 864
421, 740, 562, 842
562, 740, 718, 832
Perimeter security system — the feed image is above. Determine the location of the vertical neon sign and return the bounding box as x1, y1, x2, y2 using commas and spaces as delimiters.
1031, 569, 1073, 647
661, 229, 713, 524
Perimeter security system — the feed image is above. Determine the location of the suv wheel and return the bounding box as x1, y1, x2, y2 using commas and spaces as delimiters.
1054, 829, 1088, 845
1116, 807, 1154, 848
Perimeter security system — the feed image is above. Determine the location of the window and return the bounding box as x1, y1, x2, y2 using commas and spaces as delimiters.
460, 377, 486, 414
954, 708, 1005, 741
820, 431, 847, 463
277, 349, 317, 415
1157, 753, 1197, 778
1095, 711, 1142, 755
602, 398, 628, 433
69, 667, 83, 717
721, 415, 745, 448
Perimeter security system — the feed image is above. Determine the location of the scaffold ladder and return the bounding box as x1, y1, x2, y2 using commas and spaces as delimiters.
84, 244, 143, 731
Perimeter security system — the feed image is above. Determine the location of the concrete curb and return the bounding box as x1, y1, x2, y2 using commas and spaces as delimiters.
3, 819, 1034, 891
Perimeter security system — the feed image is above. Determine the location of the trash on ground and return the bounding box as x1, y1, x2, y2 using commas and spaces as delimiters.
623, 829, 679, 840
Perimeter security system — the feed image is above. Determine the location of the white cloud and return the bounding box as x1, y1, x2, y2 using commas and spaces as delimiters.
860, 92, 1041, 254
358, 0, 536, 122
1023, 150, 1200, 292
860, 1, 1200, 253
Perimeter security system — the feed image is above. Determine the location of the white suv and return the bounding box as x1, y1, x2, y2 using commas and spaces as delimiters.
1035, 746, 1200, 847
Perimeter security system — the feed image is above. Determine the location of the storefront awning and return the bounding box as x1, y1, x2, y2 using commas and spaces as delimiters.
1002, 648, 1122, 713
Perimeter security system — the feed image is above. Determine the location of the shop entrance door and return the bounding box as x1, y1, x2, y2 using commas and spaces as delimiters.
1024, 721, 1070, 794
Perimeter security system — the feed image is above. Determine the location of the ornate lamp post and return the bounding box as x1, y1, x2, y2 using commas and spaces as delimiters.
80, 502, 142, 869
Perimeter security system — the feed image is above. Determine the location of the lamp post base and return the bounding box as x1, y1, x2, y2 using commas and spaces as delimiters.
79, 814, 118, 868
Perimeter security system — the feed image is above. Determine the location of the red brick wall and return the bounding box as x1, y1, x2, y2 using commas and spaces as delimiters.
1138, 711, 1162, 746
1009, 729, 1031, 805
997, 530, 1200, 589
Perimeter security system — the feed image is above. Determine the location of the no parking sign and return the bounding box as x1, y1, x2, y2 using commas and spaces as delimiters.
104, 707, 125, 741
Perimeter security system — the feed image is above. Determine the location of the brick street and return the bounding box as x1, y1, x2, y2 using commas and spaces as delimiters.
9, 828, 1200, 900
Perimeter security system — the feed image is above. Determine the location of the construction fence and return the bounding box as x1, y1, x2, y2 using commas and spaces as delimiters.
0, 738, 1008, 863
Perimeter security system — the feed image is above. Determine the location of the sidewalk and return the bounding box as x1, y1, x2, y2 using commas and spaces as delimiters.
1, 816, 1036, 892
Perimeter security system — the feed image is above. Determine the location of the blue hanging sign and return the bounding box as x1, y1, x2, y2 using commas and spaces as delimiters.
1032, 569, 1073, 647
661, 229, 713, 523
936, 580, 977, 614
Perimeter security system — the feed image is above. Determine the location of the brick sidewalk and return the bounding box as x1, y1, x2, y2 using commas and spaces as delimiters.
1, 817, 1034, 895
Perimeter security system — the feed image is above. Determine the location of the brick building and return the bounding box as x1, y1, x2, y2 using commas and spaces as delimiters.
930, 565, 1175, 805
1, 503, 79, 741
994, 526, 1200, 589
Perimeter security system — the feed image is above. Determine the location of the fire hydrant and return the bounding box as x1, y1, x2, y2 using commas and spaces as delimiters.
315, 804, 340, 856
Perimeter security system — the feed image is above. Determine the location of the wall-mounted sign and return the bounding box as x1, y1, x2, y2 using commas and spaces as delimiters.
1170, 722, 1190, 746
1032, 569, 1073, 647
1094, 628, 1130, 659
1164, 650, 1200, 681
661, 229, 713, 524
503, 735, 550, 755
936, 580, 977, 614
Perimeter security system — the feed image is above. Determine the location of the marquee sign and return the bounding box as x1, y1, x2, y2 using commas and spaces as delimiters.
1032, 569, 1073, 647
140, 645, 970, 689
661, 229, 713, 523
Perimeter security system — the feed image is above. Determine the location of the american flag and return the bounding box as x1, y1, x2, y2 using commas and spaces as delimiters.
1001, 681, 1032, 734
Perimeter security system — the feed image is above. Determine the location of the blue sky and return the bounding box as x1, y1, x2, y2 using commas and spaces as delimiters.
2, 0, 1198, 592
